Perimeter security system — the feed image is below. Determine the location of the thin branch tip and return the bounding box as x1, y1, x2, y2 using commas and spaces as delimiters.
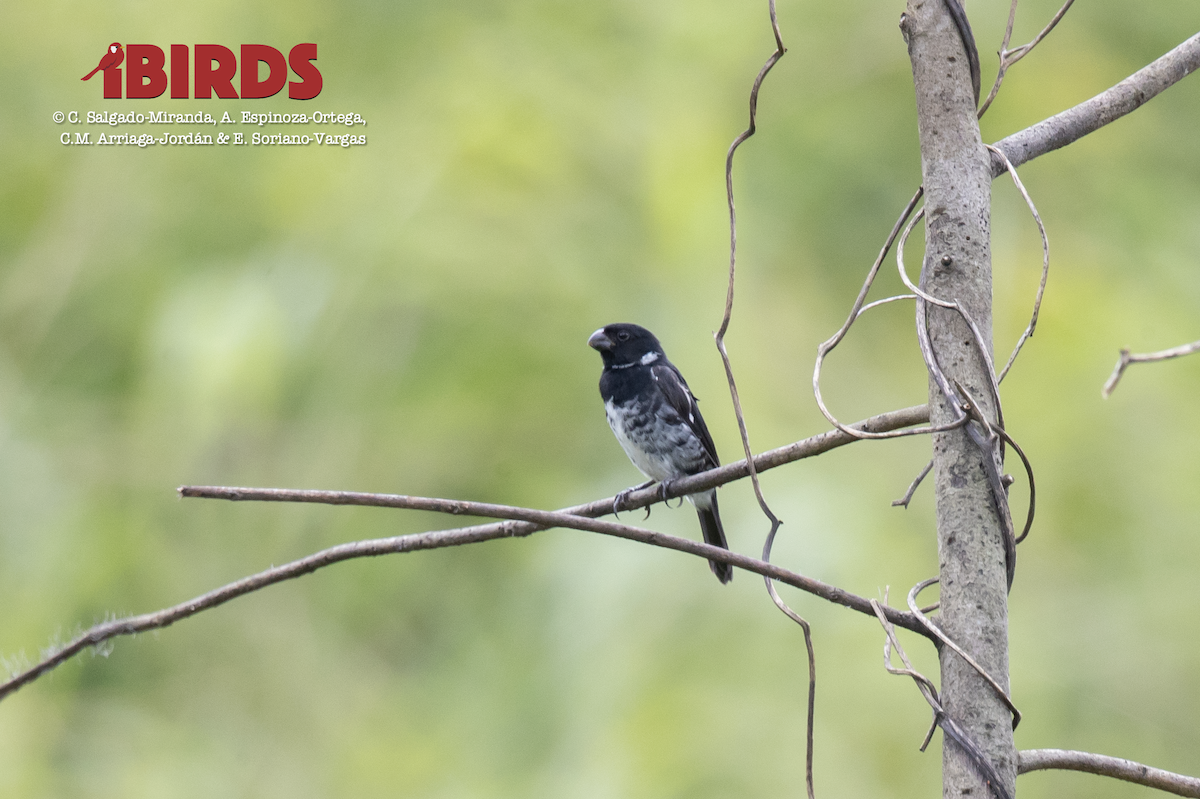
1102, 340, 1200, 398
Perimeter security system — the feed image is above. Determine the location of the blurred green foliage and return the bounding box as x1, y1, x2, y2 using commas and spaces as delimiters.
2, 0, 1199, 796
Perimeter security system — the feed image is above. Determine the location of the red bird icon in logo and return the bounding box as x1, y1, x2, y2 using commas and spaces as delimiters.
82, 42, 124, 81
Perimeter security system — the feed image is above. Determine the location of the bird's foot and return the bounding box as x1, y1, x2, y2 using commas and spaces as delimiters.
658, 479, 684, 508
613, 480, 655, 517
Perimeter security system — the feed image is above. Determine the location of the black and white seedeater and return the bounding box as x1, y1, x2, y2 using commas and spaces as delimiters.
588, 323, 732, 584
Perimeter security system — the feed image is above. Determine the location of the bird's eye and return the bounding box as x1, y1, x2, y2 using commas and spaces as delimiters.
617, 331, 630, 341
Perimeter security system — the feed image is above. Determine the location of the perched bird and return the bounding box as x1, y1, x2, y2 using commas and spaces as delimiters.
82, 43, 124, 81
588, 323, 732, 584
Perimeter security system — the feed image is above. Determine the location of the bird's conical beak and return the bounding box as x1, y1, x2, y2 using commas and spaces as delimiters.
587, 328, 613, 351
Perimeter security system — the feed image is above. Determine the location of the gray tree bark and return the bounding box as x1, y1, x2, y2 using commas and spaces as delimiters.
901, 2, 1016, 798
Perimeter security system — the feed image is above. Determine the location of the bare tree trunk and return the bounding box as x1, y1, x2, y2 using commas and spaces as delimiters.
902, 2, 1016, 798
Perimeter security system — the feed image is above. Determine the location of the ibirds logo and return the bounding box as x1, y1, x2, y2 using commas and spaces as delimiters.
81, 42, 323, 100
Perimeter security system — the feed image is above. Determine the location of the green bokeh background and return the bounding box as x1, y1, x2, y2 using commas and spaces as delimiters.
3, 1, 1199, 796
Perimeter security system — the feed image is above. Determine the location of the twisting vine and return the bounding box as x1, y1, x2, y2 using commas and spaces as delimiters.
713, 2, 821, 796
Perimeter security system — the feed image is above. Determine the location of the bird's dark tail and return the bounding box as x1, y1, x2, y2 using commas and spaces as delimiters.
695, 491, 732, 584
82, 66, 103, 81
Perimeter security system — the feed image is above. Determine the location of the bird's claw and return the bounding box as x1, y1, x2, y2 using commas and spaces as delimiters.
613, 480, 656, 517
613, 488, 633, 516
658, 479, 684, 508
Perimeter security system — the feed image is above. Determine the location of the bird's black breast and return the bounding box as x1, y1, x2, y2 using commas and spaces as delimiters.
598, 362, 715, 480
598, 364, 654, 406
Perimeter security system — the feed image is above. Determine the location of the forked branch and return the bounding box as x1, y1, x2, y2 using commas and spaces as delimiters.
977, 0, 1075, 118
1102, 339, 1200, 398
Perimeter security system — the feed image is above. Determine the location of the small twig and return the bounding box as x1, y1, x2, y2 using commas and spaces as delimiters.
983, 0, 1022, 118
1004, 0, 1075, 65
892, 459, 933, 508
978, 0, 1076, 118
1019, 749, 1200, 798
907, 579, 1021, 729
1102, 339, 1200, 398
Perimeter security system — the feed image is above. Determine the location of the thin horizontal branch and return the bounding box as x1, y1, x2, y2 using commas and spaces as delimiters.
0, 405, 930, 704
1102, 339, 1200, 398
991, 30, 1200, 175
1019, 749, 1200, 798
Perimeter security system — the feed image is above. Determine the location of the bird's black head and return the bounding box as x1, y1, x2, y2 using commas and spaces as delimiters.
587, 323, 665, 369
